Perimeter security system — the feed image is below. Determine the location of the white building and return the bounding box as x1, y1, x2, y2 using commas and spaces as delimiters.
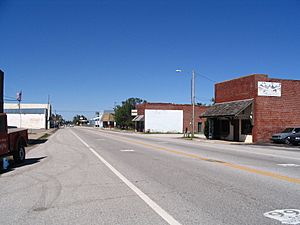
4, 103, 52, 129
89, 111, 104, 128
144, 109, 183, 133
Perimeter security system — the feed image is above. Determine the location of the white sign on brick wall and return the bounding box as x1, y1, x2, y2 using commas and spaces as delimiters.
131, 109, 138, 116
145, 109, 183, 133
258, 81, 281, 97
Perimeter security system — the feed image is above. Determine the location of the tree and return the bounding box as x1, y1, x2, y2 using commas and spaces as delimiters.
204, 120, 210, 139
197, 97, 215, 106
51, 113, 65, 128
210, 97, 215, 105
73, 114, 87, 125
114, 97, 146, 129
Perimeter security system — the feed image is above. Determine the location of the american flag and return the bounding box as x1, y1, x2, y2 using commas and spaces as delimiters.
16, 91, 22, 101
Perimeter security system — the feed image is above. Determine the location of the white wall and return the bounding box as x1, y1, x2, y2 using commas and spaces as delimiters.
4, 103, 51, 129
7, 114, 46, 129
145, 109, 183, 133
239, 120, 253, 143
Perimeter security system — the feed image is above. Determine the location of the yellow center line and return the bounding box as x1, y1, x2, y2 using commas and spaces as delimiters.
111, 134, 300, 185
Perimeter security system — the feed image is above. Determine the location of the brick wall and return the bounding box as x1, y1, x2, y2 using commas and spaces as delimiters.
215, 74, 268, 103
215, 74, 300, 143
136, 103, 208, 133
254, 79, 300, 142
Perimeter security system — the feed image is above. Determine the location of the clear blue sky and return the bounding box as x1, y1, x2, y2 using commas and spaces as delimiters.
1, 0, 299, 120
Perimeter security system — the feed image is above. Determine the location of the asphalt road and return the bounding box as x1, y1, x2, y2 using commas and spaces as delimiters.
0, 127, 299, 225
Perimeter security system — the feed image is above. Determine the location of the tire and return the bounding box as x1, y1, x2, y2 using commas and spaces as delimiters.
13, 144, 26, 163
284, 138, 291, 145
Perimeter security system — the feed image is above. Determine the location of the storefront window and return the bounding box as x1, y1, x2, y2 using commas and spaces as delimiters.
241, 119, 252, 135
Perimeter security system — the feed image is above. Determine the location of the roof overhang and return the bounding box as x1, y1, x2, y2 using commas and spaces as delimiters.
201, 99, 253, 118
132, 115, 144, 122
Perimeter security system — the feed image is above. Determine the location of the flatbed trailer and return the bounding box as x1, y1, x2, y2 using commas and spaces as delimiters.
0, 70, 28, 166
0, 114, 28, 164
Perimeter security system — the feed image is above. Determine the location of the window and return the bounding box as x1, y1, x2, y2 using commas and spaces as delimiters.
241, 119, 252, 135
294, 128, 300, 133
198, 122, 202, 133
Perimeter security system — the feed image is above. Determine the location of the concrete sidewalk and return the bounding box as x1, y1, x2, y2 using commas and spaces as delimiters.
27, 128, 57, 149
1, 129, 58, 171
28, 128, 56, 140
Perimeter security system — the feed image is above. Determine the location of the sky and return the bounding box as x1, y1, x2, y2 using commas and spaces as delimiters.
0, 0, 299, 120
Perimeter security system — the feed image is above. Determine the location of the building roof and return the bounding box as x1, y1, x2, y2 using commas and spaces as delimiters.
101, 113, 115, 122
138, 102, 208, 107
215, 74, 268, 84
5, 108, 47, 114
4, 103, 51, 109
201, 99, 253, 118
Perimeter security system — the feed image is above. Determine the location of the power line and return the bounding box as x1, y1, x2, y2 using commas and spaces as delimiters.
177, 69, 218, 83
195, 72, 217, 83
4, 99, 17, 102
4, 95, 16, 100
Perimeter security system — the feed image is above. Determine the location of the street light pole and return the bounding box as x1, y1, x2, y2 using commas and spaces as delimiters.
176, 69, 196, 139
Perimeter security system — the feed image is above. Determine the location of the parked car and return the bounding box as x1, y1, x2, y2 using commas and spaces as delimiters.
271, 127, 300, 144
286, 133, 300, 146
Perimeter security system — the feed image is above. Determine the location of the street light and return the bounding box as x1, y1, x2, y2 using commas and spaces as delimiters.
176, 69, 196, 139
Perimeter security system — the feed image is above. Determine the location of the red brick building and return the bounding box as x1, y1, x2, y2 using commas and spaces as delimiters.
202, 74, 300, 143
134, 103, 208, 133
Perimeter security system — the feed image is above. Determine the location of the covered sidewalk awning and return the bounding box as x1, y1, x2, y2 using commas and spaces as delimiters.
201, 99, 253, 118
132, 115, 145, 122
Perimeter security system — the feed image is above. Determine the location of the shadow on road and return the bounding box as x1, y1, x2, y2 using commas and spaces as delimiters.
0, 157, 47, 175
28, 138, 48, 146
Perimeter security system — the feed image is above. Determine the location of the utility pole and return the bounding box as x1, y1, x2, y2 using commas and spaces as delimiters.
47, 95, 50, 129
17, 91, 22, 128
176, 68, 196, 139
192, 70, 195, 139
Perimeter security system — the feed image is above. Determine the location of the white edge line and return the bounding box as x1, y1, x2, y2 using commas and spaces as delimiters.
70, 130, 181, 225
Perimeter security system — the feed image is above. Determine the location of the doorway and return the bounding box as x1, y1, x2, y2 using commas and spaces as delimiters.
232, 119, 239, 141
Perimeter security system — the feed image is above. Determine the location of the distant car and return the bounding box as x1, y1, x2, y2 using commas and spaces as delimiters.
286, 133, 300, 146
271, 127, 300, 144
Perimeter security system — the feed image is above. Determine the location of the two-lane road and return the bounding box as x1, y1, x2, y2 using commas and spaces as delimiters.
1, 127, 299, 225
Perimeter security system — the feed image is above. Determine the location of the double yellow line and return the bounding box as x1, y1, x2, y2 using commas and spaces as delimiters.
116, 135, 300, 185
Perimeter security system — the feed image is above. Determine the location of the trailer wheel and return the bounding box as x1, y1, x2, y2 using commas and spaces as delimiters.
13, 143, 26, 163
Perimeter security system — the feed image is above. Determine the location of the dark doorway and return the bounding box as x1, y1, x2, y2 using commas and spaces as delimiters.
213, 119, 221, 139
232, 119, 239, 141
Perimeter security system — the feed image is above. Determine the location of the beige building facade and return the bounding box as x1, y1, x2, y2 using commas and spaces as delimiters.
4, 103, 52, 129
